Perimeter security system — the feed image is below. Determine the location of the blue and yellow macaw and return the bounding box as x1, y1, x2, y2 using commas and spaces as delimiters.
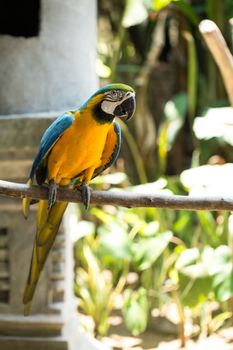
22, 83, 136, 315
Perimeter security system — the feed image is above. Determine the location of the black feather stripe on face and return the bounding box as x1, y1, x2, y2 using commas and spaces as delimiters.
93, 102, 115, 124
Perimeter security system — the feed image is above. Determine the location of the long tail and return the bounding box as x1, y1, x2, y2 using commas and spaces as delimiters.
22, 179, 33, 219
23, 200, 68, 315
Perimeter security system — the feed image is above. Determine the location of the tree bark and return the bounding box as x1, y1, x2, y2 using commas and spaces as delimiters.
1, 180, 233, 211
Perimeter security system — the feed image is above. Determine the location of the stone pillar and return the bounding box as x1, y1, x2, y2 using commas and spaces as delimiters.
0, 1, 109, 349
0, 0, 98, 114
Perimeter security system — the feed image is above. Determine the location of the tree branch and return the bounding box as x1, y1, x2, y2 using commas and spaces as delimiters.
199, 19, 233, 106
0, 180, 233, 211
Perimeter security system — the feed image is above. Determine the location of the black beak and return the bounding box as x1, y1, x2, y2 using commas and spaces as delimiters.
114, 94, 136, 121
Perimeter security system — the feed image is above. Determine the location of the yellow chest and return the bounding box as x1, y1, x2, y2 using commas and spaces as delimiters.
47, 111, 112, 183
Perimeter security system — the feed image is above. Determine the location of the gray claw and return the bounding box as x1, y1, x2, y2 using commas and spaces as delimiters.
48, 180, 57, 209
81, 183, 91, 210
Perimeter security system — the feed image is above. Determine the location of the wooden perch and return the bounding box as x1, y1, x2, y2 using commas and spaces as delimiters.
199, 19, 233, 106
1, 179, 233, 211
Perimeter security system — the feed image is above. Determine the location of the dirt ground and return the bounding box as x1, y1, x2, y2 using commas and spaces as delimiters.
102, 320, 233, 350
79, 312, 233, 350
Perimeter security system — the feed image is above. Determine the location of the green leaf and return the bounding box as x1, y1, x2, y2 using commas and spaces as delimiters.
210, 246, 233, 301
133, 231, 173, 271
164, 93, 188, 148
98, 315, 110, 336
197, 211, 220, 246
153, 0, 174, 11
173, 211, 195, 242
225, 0, 233, 20
193, 107, 233, 146
177, 246, 215, 277
128, 178, 168, 193
96, 58, 111, 78
91, 172, 128, 185
152, 1, 200, 25
175, 246, 233, 307
141, 221, 160, 237
83, 246, 100, 288
178, 274, 212, 307
175, 1, 200, 26
75, 220, 95, 240
158, 93, 188, 169
184, 31, 198, 120
175, 247, 199, 271
208, 312, 232, 333
91, 207, 114, 224
157, 122, 169, 174
122, 0, 148, 28
176, 247, 214, 307
164, 94, 187, 122
98, 223, 132, 262
123, 288, 148, 335
180, 164, 233, 197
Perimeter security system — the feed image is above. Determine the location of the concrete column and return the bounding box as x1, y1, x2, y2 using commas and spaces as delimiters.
0, 0, 98, 114
0, 1, 110, 349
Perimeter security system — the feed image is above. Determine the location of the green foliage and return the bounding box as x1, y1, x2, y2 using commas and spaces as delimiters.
152, 0, 200, 25
193, 108, 233, 147
123, 287, 149, 335
160, 93, 188, 149
74, 172, 233, 338
174, 1, 200, 26
98, 222, 133, 262
158, 93, 188, 173
75, 245, 114, 336
208, 312, 232, 333
80, 0, 233, 341
175, 247, 214, 307
122, 0, 148, 28
211, 246, 233, 302
153, 0, 174, 11
132, 230, 173, 270
174, 244, 233, 308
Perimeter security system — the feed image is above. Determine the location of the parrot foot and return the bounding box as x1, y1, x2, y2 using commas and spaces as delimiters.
48, 180, 58, 209
80, 182, 91, 210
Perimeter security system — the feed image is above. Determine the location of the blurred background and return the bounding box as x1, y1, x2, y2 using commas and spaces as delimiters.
0, 1, 233, 350
74, 1, 233, 349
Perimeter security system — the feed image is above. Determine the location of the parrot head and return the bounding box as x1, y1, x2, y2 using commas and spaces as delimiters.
82, 83, 136, 123
100, 83, 136, 121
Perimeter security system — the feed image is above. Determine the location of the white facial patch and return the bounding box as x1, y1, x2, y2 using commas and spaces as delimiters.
101, 91, 135, 115
101, 100, 119, 115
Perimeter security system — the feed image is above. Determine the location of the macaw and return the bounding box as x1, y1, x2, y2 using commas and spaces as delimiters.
22, 83, 136, 315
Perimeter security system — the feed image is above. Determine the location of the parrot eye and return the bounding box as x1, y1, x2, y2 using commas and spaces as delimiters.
111, 90, 118, 98
105, 90, 124, 102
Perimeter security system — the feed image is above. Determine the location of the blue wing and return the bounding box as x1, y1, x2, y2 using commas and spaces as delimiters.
29, 112, 75, 181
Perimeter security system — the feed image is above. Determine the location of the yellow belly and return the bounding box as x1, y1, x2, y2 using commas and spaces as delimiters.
47, 112, 112, 184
